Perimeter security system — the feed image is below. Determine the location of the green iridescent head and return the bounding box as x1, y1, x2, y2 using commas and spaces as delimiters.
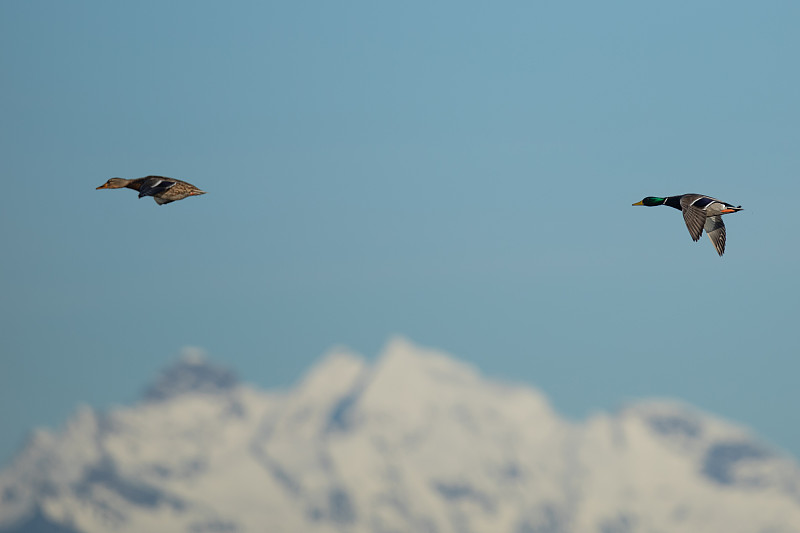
632, 197, 666, 207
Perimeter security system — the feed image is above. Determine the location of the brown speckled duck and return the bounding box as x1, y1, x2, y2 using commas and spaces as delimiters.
96, 176, 206, 205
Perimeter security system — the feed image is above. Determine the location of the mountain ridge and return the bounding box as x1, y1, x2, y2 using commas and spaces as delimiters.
1, 338, 798, 533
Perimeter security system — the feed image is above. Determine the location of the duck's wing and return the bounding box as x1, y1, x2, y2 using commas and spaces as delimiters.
679, 194, 710, 242
704, 215, 726, 256
138, 177, 176, 199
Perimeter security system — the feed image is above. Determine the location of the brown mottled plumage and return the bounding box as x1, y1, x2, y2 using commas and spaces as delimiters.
96, 176, 206, 205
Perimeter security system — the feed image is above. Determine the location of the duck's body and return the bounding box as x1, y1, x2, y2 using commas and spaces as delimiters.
633, 194, 743, 256
96, 176, 206, 205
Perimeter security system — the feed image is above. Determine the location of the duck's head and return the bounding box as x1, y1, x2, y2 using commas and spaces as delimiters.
632, 197, 666, 207
96, 177, 129, 190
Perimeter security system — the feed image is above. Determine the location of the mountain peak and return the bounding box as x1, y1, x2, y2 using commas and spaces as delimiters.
2, 339, 799, 533
374, 335, 483, 385
296, 346, 366, 394
143, 347, 238, 402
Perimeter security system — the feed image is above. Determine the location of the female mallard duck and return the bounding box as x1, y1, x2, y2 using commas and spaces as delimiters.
96, 176, 206, 205
633, 194, 743, 256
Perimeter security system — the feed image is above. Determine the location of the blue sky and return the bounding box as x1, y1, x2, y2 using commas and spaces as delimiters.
2, 1, 800, 465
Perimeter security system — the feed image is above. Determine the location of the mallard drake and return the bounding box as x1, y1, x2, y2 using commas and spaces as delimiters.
96, 176, 206, 205
633, 194, 743, 256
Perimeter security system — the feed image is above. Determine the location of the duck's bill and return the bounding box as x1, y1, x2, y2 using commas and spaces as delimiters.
632, 201, 644, 206
96, 183, 109, 189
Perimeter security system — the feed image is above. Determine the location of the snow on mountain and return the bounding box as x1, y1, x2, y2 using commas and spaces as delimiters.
143, 347, 239, 402
1, 337, 799, 533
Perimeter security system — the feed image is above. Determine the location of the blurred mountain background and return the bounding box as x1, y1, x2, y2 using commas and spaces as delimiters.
1, 339, 798, 533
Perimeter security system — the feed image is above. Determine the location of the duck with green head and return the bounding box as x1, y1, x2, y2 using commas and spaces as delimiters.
633, 194, 743, 256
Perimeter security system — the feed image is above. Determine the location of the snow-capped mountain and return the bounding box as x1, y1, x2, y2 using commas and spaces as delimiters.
1, 338, 799, 533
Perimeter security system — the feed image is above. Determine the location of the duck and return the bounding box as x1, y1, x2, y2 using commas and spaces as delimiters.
96, 176, 206, 205
632, 194, 743, 256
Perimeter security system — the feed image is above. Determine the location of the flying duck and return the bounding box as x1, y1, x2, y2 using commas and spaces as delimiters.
96, 176, 206, 205
633, 194, 743, 256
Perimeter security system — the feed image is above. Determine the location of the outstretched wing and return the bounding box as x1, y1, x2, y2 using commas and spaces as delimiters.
704, 215, 726, 256
679, 195, 708, 242
138, 177, 176, 198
